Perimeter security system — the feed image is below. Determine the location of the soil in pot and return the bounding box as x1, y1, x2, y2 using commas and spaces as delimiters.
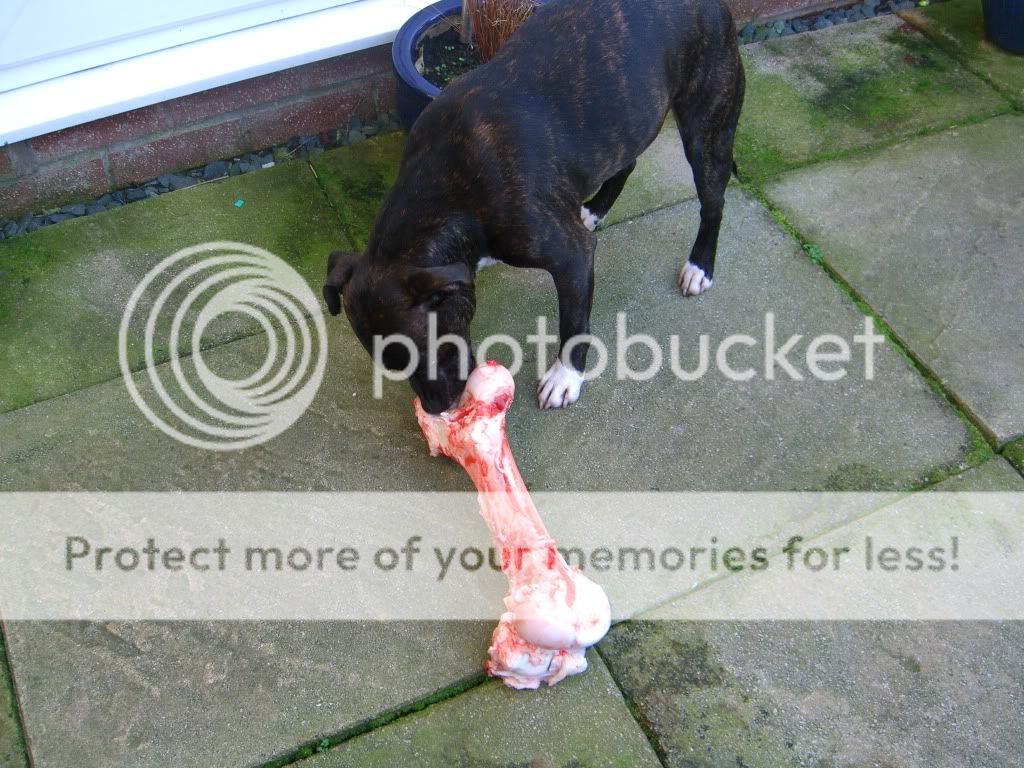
419, 26, 483, 89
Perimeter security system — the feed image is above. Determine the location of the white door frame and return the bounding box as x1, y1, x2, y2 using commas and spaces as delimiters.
0, 0, 432, 145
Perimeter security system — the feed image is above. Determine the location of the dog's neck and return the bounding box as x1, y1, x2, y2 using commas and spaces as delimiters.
370, 208, 485, 271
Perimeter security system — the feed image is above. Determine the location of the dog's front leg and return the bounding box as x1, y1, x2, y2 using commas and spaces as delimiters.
538, 254, 595, 410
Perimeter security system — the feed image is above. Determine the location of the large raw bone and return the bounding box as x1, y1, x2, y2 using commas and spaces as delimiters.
415, 362, 611, 689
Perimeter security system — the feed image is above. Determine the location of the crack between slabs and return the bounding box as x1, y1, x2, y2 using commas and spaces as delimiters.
250, 670, 488, 768
0, 621, 34, 768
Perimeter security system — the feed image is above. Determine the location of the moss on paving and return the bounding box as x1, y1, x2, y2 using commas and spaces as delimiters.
0, 162, 346, 413
901, 0, 1024, 109
599, 623, 801, 768
602, 588, 1024, 768
311, 133, 406, 251
1004, 438, 1024, 476
0, 632, 28, 768
736, 16, 1010, 181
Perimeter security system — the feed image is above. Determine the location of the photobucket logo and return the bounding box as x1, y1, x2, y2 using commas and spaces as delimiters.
118, 242, 326, 451
371, 312, 886, 396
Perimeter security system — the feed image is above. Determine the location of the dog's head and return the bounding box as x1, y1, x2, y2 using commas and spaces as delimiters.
323, 250, 476, 414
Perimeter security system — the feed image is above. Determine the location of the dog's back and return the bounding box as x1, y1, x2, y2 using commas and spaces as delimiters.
408, 0, 742, 202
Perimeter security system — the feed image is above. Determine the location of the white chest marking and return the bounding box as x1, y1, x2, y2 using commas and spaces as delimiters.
581, 206, 605, 232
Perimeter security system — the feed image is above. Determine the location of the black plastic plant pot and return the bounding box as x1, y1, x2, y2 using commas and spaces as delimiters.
982, 0, 1024, 53
392, 0, 458, 132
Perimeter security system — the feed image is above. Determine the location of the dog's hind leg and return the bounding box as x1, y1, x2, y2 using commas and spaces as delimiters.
580, 160, 637, 232
673, 64, 744, 297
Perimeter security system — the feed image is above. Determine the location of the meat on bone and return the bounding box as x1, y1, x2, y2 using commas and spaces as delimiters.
415, 361, 611, 689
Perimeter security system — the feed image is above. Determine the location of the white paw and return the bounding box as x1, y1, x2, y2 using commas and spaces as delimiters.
679, 261, 713, 296
537, 359, 584, 409
476, 256, 501, 272
580, 206, 604, 232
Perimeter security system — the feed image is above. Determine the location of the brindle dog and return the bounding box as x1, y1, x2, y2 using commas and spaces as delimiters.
324, 0, 745, 413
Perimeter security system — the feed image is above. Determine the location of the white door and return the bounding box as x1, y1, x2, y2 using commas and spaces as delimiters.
0, 0, 360, 93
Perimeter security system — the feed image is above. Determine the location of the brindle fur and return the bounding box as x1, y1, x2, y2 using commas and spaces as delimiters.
325, 0, 745, 413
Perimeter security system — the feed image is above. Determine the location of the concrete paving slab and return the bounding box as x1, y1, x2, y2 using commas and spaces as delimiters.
736, 16, 1010, 180
298, 652, 662, 768
0, 186, 982, 768
3, 621, 490, 768
482, 189, 983, 492
902, 0, 1024, 109
641, 458, 1024, 623
0, 161, 346, 415
0, 314, 469, 492
0, 633, 28, 768
601, 618, 1024, 768
765, 114, 1024, 445
311, 123, 697, 247
930, 454, 1024, 490
0, 189, 981, 493
598, 458, 1024, 768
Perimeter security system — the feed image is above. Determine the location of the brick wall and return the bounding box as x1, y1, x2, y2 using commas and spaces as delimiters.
0, 45, 395, 218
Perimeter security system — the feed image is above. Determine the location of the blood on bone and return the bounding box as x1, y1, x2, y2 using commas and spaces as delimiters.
415, 361, 611, 689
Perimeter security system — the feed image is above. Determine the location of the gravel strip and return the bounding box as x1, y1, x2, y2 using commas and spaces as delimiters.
0, 111, 402, 241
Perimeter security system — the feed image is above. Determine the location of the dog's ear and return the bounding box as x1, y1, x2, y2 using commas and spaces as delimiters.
323, 251, 361, 316
405, 262, 473, 306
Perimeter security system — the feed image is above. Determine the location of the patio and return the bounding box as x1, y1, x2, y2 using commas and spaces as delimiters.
1, 3, 1022, 766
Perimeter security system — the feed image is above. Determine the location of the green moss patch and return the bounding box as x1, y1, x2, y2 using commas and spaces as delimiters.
599, 622, 801, 768
0, 633, 28, 768
1004, 437, 1024, 476
311, 133, 406, 251
902, 0, 1024, 109
737, 15, 1010, 181
0, 162, 345, 413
